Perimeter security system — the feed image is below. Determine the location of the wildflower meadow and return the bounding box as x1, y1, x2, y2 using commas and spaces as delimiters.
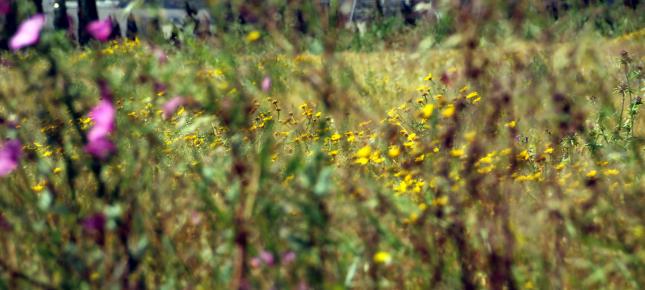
0, 1, 644, 289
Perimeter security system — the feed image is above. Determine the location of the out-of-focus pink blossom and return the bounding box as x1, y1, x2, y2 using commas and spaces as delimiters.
152, 47, 168, 64
81, 213, 106, 233
250, 250, 276, 268
298, 281, 310, 290
87, 99, 116, 141
85, 98, 117, 160
190, 211, 203, 226
250, 257, 262, 268
282, 251, 296, 265
87, 19, 112, 42
0, 139, 22, 177
0, 0, 10, 15
9, 14, 45, 51
162, 96, 185, 119
261, 76, 271, 93
259, 250, 274, 266
85, 137, 116, 160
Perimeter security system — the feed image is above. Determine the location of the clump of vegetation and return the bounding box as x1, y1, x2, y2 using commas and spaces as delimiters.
0, 1, 643, 289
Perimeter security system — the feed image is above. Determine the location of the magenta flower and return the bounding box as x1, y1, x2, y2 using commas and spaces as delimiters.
282, 251, 296, 265
250, 250, 275, 268
85, 137, 116, 160
9, 14, 45, 51
259, 250, 274, 266
81, 213, 106, 233
0, 0, 10, 15
162, 96, 185, 119
87, 19, 112, 42
85, 99, 116, 160
0, 139, 22, 177
87, 99, 116, 141
261, 76, 271, 93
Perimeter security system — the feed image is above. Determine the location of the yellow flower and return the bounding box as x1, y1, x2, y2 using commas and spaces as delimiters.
328, 150, 339, 157
370, 151, 385, 164
246, 30, 261, 42
544, 146, 554, 154
517, 150, 529, 161
356, 145, 372, 158
394, 181, 408, 193
355, 157, 369, 165
53, 167, 63, 174
388, 145, 400, 158
464, 131, 476, 142
450, 148, 464, 158
603, 169, 619, 176
420, 104, 434, 119
505, 121, 516, 128
346, 132, 356, 143
514, 171, 542, 182
555, 162, 566, 170
406, 212, 419, 224
478, 156, 493, 165
432, 196, 449, 206
416, 85, 430, 92
330, 133, 341, 142
586, 170, 598, 178
32, 182, 46, 192
466, 92, 481, 103
477, 165, 495, 174
441, 104, 455, 118
423, 73, 433, 81
413, 181, 425, 192
373, 251, 392, 264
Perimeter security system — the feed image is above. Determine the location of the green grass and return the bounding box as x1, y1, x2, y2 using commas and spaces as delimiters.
0, 2, 644, 289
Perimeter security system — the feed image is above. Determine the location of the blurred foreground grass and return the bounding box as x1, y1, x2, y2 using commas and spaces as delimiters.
0, 4, 644, 290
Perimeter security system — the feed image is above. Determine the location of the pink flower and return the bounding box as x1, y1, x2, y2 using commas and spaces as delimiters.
282, 251, 296, 265
85, 137, 116, 160
87, 99, 116, 142
0, 0, 10, 15
152, 47, 168, 64
261, 76, 271, 92
9, 14, 45, 51
250, 257, 262, 268
259, 250, 274, 266
190, 211, 203, 226
0, 139, 22, 177
162, 96, 185, 119
85, 99, 116, 160
87, 19, 112, 42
